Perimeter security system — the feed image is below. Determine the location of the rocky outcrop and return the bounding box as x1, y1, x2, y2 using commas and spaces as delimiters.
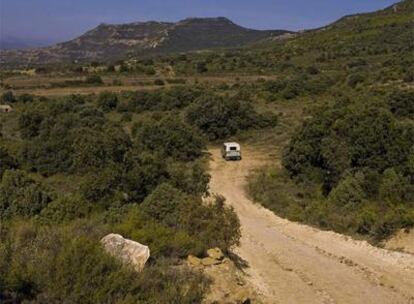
101, 234, 150, 271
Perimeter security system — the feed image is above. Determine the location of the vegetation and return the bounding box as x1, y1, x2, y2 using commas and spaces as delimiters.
250, 89, 414, 241
0, 93, 241, 302
1, 0, 413, 301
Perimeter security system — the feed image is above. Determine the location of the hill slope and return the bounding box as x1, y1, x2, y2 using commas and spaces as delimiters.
0, 17, 290, 67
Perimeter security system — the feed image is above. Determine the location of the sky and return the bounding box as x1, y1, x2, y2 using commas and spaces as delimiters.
0, 0, 398, 44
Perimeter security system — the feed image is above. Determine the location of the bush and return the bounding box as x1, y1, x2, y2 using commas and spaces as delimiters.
0, 91, 16, 103
85, 75, 103, 85
0, 170, 52, 219
347, 73, 365, 87
18, 94, 34, 103
97, 92, 118, 112
39, 195, 92, 223
134, 116, 205, 161
154, 79, 165, 86
186, 95, 277, 140
0, 224, 208, 303
0, 147, 18, 177
137, 184, 240, 254
387, 90, 414, 118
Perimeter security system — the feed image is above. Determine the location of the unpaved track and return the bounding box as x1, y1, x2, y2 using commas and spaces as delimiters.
208, 147, 414, 304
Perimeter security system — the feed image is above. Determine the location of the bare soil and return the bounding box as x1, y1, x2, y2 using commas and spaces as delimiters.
208, 146, 414, 304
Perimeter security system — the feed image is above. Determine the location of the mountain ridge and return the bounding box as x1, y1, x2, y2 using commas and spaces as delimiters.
0, 17, 291, 67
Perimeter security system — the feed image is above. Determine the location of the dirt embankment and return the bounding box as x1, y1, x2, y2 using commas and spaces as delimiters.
208, 147, 414, 304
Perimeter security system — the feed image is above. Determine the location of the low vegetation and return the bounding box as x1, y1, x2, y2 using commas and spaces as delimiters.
249, 88, 414, 241
1, 0, 413, 301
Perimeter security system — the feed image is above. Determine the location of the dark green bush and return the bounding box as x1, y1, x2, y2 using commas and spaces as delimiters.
97, 92, 119, 112
134, 116, 205, 161
0, 91, 16, 103
0, 147, 18, 177
0, 223, 207, 303
0, 170, 52, 219
85, 75, 104, 85
186, 95, 277, 140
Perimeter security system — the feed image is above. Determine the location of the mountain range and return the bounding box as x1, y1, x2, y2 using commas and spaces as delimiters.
0, 17, 291, 67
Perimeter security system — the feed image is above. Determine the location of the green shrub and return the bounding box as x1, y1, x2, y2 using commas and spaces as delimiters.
0, 223, 208, 303
0, 91, 16, 103
186, 95, 277, 140
84, 75, 103, 85
154, 79, 165, 86
0, 147, 18, 177
18, 94, 35, 103
0, 170, 52, 219
97, 92, 118, 112
347, 73, 365, 87
39, 195, 92, 224
134, 116, 205, 161
387, 90, 414, 118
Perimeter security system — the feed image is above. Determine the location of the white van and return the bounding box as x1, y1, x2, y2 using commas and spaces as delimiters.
222, 142, 242, 161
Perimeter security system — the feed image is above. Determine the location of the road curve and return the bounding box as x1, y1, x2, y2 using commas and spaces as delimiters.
208, 147, 414, 304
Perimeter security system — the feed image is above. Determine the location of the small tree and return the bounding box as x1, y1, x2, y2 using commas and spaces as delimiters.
1, 91, 16, 103
97, 92, 118, 112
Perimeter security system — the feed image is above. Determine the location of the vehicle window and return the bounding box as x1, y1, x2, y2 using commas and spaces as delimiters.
230, 147, 237, 151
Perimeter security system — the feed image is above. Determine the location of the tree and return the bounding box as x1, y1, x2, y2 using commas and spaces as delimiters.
0, 170, 52, 218
1, 91, 16, 103
97, 92, 118, 112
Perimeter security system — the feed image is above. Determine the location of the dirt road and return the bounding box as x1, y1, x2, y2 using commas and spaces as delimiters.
208, 147, 414, 304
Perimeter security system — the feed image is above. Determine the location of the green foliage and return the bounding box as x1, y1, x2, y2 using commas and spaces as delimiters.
153, 79, 165, 86
283, 98, 413, 191
269, 91, 414, 240
186, 94, 277, 140
125, 86, 202, 112
0, 91, 16, 103
134, 115, 205, 161
84, 74, 104, 85
39, 195, 92, 224
347, 73, 365, 88
97, 92, 119, 112
0, 170, 52, 219
19, 96, 130, 176
0, 147, 18, 177
0, 223, 207, 303
18, 94, 35, 104
121, 184, 240, 256
387, 90, 414, 118
18, 110, 44, 139
141, 183, 189, 227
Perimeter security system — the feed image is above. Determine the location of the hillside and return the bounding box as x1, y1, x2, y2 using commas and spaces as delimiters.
1, 1, 414, 303
0, 17, 290, 68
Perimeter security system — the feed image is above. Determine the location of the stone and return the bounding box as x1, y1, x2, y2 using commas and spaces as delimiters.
101, 234, 150, 272
187, 254, 202, 267
201, 257, 222, 266
207, 247, 224, 260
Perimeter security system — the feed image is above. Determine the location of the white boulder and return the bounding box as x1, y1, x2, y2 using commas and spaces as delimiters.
101, 233, 150, 271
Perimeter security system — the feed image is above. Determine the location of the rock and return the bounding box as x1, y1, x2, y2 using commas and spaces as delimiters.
187, 255, 202, 267
101, 234, 150, 272
207, 248, 224, 260
201, 257, 222, 266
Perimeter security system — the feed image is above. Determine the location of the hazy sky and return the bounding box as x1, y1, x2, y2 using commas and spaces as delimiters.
0, 0, 398, 43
